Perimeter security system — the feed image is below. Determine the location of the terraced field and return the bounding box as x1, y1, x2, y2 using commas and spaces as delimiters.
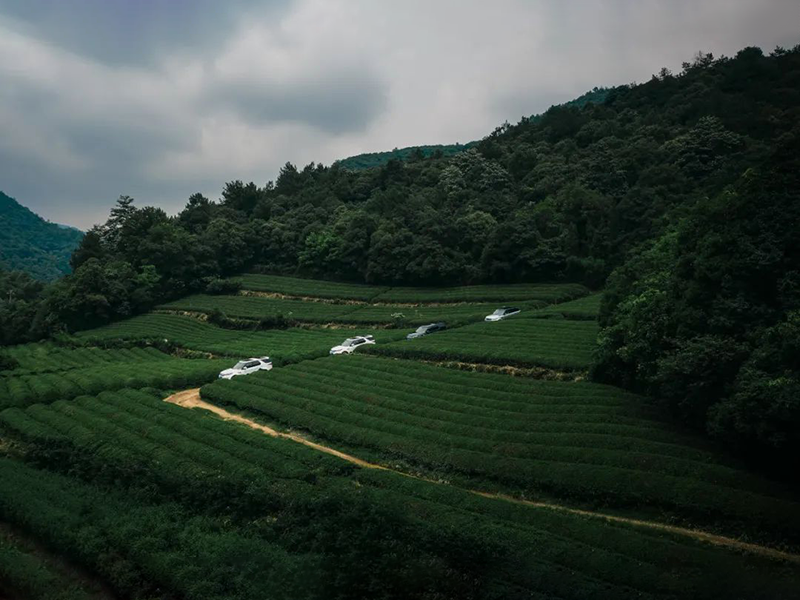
0, 344, 169, 375
236, 273, 388, 300
160, 293, 510, 326
200, 355, 800, 542
3, 278, 800, 599
75, 313, 404, 361
341, 302, 501, 325
373, 282, 589, 303
236, 273, 589, 305
0, 526, 109, 600
529, 292, 603, 320
0, 350, 227, 409
370, 317, 600, 370
1, 389, 797, 599
158, 293, 358, 322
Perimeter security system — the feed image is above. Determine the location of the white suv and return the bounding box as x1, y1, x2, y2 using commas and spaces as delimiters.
329, 335, 375, 355
485, 307, 521, 322
218, 356, 273, 379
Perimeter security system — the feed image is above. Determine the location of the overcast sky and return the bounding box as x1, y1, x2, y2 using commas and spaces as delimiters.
1, 0, 798, 229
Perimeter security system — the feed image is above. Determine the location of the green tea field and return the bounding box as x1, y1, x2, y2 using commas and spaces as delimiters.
371, 317, 600, 370
1, 274, 799, 600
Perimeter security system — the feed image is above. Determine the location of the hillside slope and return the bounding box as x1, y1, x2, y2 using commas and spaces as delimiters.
0, 191, 83, 281
335, 143, 476, 170
334, 88, 609, 171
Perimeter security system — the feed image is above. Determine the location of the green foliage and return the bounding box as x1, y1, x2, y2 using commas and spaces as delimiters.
76, 313, 405, 361
0, 191, 83, 281
164, 293, 357, 323
0, 530, 99, 600
335, 143, 476, 170
373, 318, 600, 370
595, 138, 800, 463
237, 273, 388, 300
157, 290, 579, 326
373, 282, 588, 303
203, 277, 242, 295
1, 390, 798, 599
0, 270, 49, 344
200, 356, 800, 543
531, 292, 603, 320
0, 343, 167, 375
0, 353, 228, 409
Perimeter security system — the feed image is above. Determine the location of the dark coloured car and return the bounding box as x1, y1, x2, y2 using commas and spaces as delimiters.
406, 322, 447, 340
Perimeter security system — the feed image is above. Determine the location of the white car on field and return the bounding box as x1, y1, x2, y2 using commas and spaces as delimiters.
218, 356, 273, 379
329, 335, 375, 355
485, 307, 521, 322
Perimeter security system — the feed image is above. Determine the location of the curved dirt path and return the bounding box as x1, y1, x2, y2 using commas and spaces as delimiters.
165, 388, 800, 565
166, 388, 385, 469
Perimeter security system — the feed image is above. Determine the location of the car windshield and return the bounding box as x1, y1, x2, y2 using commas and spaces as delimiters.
341, 338, 357, 346
415, 326, 429, 333
233, 361, 249, 369
492, 309, 505, 315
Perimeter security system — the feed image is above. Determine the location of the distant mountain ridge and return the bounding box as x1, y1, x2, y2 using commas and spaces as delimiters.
335, 143, 477, 170
334, 87, 611, 171
0, 191, 83, 281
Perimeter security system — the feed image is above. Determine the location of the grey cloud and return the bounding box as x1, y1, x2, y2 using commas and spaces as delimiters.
2, 0, 799, 231
209, 69, 388, 134
0, 0, 289, 66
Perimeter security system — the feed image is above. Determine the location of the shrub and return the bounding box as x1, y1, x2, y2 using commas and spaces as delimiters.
204, 278, 243, 295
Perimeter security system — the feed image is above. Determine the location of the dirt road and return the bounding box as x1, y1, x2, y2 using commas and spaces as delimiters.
165, 388, 800, 565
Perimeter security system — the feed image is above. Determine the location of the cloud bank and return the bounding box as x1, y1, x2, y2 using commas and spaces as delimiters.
1, 0, 798, 228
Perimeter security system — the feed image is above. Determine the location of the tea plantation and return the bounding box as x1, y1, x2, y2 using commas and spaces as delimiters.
1, 274, 799, 599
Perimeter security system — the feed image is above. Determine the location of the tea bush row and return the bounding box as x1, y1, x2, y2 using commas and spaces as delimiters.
0, 358, 227, 409
201, 356, 800, 541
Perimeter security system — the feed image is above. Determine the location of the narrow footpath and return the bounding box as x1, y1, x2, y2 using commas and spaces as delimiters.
165, 388, 800, 566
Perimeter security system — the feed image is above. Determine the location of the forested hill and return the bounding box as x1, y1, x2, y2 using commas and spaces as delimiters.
0, 191, 83, 281
1, 45, 799, 466
334, 87, 610, 171
335, 143, 476, 170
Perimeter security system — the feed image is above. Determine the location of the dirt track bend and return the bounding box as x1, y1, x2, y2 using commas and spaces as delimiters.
165, 388, 800, 565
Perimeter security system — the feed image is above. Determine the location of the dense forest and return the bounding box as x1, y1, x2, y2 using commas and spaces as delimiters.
0, 192, 83, 281
1, 45, 799, 468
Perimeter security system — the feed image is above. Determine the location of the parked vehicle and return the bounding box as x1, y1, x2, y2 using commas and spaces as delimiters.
329, 335, 376, 355
218, 357, 273, 379
485, 307, 521, 322
406, 322, 447, 340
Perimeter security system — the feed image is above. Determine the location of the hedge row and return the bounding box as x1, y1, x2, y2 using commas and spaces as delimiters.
528, 292, 603, 320
0, 531, 98, 600
0, 458, 316, 600
158, 292, 545, 327
200, 356, 800, 542
372, 282, 589, 304
2, 392, 797, 599
75, 313, 404, 360
158, 293, 360, 322
370, 318, 600, 370
0, 344, 169, 376
235, 273, 388, 300
234, 273, 589, 305
0, 358, 227, 409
